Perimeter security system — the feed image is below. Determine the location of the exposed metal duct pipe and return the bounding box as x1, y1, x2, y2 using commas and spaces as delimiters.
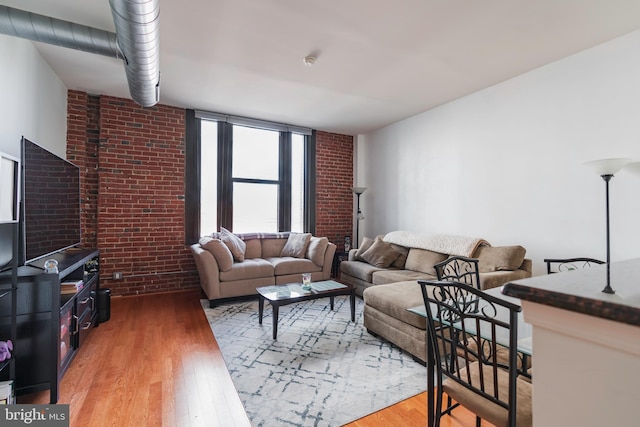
0, 5, 122, 59
0, 3, 160, 107
109, 0, 160, 107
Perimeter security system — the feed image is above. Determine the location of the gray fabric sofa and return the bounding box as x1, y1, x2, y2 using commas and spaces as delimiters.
340, 231, 532, 363
191, 231, 336, 307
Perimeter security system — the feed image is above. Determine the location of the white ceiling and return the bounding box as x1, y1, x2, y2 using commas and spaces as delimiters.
3, 0, 640, 135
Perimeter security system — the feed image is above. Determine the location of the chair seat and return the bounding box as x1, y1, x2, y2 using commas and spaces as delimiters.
443, 362, 533, 427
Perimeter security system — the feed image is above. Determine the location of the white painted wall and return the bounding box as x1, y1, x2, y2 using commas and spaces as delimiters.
0, 34, 68, 159
357, 29, 640, 275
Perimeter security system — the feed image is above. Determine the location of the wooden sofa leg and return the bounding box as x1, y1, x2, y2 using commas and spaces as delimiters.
209, 300, 218, 308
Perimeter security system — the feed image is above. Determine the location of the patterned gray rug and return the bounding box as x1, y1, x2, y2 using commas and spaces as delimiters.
201, 296, 426, 427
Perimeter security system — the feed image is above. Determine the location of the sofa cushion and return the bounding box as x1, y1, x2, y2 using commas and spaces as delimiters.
363, 281, 427, 329
306, 236, 329, 266
280, 233, 312, 258
354, 237, 375, 261
219, 258, 274, 281
361, 237, 400, 268
244, 239, 262, 259
475, 245, 526, 273
340, 260, 385, 282
372, 269, 436, 285
220, 227, 246, 262
404, 248, 448, 275
262, 238, 287, 258
268, 257, 322, 275
199, 237, 234, 272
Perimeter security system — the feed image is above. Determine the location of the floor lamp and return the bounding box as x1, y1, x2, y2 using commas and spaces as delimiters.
584, 158, 631, 294
352, 187, 366, 249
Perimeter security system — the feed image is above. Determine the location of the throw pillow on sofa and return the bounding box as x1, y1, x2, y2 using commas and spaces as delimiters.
281, 233, 312, 258
360, 237, 401, 268
306, 236, 329, 266
404, 249, 448, 275
220, 227, 246, 262
199, 237, 234, 271
475, 245, 526, 273
389, 243, 409, 268
354, 237, 375, 261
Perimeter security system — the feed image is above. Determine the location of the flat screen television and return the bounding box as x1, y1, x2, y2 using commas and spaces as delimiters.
21, 137, 81, 265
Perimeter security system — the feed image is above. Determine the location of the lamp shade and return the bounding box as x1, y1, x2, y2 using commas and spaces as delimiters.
583, 158, 632, 176
352, 187, 367, 195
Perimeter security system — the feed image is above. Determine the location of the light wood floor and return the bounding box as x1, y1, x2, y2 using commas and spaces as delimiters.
21, 289, 488, 427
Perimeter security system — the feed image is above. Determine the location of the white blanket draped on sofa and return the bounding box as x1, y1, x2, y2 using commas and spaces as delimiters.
383, 231, 490, 257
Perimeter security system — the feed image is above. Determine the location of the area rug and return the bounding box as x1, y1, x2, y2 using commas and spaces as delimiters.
201, 296, 426, 427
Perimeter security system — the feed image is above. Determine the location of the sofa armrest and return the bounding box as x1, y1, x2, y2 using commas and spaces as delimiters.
519, 258, 533, 273
190, 244, 222, 300
321, 242, 337, 279
479, 268, 532, 290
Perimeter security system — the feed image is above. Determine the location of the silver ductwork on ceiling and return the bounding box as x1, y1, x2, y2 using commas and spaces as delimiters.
109, 0, 160, 107
0, 1, 160, 107
0, 5, 122, 59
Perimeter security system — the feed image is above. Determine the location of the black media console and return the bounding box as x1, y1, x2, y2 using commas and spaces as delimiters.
0, 248, 100, 403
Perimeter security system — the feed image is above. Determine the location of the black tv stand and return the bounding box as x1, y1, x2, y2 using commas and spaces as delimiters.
0, 247, 100, 403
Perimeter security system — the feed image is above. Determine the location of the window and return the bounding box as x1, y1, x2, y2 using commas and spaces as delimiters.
231, 125, 279, 233
185, 110, 316, 242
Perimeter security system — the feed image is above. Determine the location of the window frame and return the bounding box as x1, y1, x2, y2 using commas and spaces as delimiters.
184, 109, 316, 243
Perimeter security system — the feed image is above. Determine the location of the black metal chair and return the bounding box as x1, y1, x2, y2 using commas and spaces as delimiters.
418, 279, 533, 427
544, 257, 605, 274
435, 255, 532, 382
434, 256, 481, 289
434, 255, 482, 406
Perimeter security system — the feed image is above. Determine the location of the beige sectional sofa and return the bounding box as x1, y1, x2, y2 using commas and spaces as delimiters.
340, 231, 532, 363
341, 231, 532, 295
191, 230, 336, 307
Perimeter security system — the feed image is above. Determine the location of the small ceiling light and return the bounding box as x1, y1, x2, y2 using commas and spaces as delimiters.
303, 56, 316, 67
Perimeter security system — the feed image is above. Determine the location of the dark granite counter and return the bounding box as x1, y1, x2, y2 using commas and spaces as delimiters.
502, 257, 640, 327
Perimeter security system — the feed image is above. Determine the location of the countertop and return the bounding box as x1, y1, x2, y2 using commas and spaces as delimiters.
502, 257, 640, 327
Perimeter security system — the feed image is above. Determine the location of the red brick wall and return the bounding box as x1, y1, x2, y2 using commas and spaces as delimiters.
96, 96, 196, 296
67, 92, 99, 249
66, 92, 354, 296
67, 92, 198, 296
315, 131, 354, 251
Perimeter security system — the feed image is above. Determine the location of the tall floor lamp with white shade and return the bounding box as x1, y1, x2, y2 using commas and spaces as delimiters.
583, 157, 631, 294
352, 187, 366, 249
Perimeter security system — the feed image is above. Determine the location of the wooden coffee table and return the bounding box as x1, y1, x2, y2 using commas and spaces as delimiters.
257, 280, 356, 339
